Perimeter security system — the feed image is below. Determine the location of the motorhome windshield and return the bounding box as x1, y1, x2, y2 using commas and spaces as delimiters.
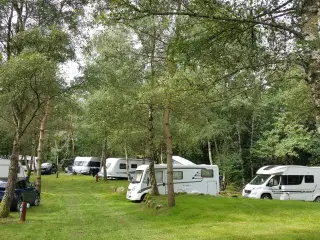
250, 174, 271, 185
131, 170, 144, 183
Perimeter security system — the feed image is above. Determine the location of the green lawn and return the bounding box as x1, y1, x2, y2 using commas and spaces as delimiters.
1, 174, 320, 240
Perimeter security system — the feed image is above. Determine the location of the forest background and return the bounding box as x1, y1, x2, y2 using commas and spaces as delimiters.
0, 0, 319, 190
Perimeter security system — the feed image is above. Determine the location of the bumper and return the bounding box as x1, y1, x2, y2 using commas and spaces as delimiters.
126, 191, 143, 201
242, 190, 261, 199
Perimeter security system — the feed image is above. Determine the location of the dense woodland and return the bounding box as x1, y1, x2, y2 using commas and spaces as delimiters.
0, 0, 320, 214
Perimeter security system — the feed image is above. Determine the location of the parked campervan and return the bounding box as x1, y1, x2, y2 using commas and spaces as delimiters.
98, 158, 149, 179
72, 157, 101, 175
126, 164, 220, 201
0, 158, 26, 180
242, 165, 320, 202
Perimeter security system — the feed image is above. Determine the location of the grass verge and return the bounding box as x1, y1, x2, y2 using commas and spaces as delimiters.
1, 174, 320, 240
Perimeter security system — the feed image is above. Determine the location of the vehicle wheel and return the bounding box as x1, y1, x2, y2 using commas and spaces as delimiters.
137, 194, 147, 203
314, 196, 320, 202
261, 193, 272, 200
33, 194, 41, 206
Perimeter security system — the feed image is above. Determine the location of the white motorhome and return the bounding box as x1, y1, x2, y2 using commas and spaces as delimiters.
98, 158, 149, 179
0, 158, 27, 180
126, 164, 220, 201
242, 165, 320, 202
72, 157, 101, 175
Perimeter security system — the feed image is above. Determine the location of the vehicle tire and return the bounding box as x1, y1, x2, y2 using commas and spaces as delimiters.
261, 193, 272, 200
314, 196, 320, 202
32, 194, 41, 206
137, 193, 147, 203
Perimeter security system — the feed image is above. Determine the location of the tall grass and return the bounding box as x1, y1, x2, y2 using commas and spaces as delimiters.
1, 174, 320, 240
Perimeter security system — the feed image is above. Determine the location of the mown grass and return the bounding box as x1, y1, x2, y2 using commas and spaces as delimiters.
1, 174, 320, 240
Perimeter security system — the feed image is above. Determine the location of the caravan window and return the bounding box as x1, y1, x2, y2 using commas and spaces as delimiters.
131, 164, 138, 169
281, 175, 304, 185
305, 175, 314, 183
89, 162, 100, 167
74, 161, 86, 166
201, 169, 213, 178
120, 164, 126, 169
173, 171, 183, 180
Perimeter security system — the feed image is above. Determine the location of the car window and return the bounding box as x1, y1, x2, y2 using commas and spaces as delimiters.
16, 180, 27, 189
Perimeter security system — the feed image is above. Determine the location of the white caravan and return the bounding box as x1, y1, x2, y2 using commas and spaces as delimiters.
98, 158, 149, 179
0, 158, 26, 180
72, 157, 101, 175
242, 165, 320, 201
126, 164, 220, 201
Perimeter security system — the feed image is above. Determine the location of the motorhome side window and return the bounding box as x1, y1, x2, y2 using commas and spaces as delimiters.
201, 169, 213, 178
305, 175, 314, 183
155, 171, 163, 183
119, 164, 126, 169
131, 164, 138, 169
281, 175, 304, 185
173, 171, 183, 180
143, 171, 163, 183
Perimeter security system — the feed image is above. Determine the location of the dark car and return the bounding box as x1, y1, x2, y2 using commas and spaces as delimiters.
41, 162, 57, 174
0, 179, 40, 211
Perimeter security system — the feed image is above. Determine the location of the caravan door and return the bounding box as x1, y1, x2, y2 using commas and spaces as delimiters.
155, 170, 166, 194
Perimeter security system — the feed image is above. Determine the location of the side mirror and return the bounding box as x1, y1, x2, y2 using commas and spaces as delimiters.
147, 177, 150, 186
279, 185, 282, 190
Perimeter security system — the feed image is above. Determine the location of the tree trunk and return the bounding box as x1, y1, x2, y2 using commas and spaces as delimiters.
249, 114, 255, 178
70, 121, 75, 157
124, 143, 131, 181
31, 132, 37, 173
237, 123, 245, 186
0, 129, 21, 217
208, 139, 213, 165
102, 137, 107, 181
35, 99, 51, 193
301, 1, 320, 132
164, 107, 175, 207
148, 104, 159, 195
54, 140, 59, 178
160, 144, 164, 164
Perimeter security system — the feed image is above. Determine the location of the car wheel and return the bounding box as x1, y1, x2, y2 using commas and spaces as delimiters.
33, 194, 41, 206
314, 196, 320, 202
261, 193, 272, 200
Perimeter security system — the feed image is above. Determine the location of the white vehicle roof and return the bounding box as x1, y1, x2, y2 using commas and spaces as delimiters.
136, 164, 217, 171
74, 156, 100, 162
256, 165, 319, 175
106, 157, 148, 162
172, 156, 196, 165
